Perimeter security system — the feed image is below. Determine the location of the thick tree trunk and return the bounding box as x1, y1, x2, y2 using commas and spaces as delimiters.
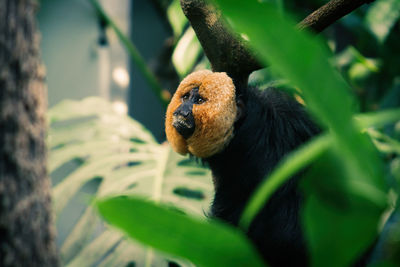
0, 1, 58, 266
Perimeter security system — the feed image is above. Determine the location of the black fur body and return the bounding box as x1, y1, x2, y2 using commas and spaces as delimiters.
204, 87, 320, 267
166, 71, 385, 266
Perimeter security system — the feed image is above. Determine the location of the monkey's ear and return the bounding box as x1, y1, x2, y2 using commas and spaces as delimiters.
235, 98, 245, 122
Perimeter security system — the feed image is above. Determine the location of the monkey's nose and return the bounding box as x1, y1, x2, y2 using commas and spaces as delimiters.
172, 114, 195, 139
173, 109, 190, 117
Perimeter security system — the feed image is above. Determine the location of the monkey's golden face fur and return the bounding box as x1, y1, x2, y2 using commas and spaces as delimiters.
165, 70, 237, 158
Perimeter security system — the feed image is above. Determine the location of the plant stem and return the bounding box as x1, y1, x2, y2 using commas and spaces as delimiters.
90, 0, 168, 108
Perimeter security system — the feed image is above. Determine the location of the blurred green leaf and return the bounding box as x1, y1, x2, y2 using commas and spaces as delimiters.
241, 106, 400, 229
354, 108, 400, 128
240, 134, 332, 229
349, 62, 371, 82
367, 128, 400, 155
172, 27, 203, 78
365, 0, 400, 43
275, 0, 284, 16
213, 0, 388, 266
97, 196, 266, 267
167, 0, 188, 37
213, 0, 387, 194
349, 46, 380, 73
49, 98, 213, 266
391, 158, 400, 184
304, 195, 380, 267
213, 0, 385, 196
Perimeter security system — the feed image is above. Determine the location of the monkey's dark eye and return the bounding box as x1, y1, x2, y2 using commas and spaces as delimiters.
196, 97, 206, 104
182, 93, 190, 101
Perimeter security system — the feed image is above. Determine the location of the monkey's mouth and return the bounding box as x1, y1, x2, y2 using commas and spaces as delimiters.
172, 115, 195, 139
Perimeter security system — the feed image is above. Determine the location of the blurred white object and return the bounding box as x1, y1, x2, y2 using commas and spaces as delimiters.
112, 66, 130, 88
112, 100, 128, 115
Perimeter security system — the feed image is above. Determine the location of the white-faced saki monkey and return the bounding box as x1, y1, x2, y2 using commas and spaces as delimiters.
165, 70, 375, 266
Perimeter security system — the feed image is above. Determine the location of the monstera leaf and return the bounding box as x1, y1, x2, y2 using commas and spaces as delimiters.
49, 97, 212, 267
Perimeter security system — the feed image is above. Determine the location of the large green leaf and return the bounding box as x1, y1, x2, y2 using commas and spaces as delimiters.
97, 196, 266, 267
49, 97, 213, 266
214, 0, 385, 193
213, 1, 388, 266
241, 107, 400, 229
240, 134, 333, 229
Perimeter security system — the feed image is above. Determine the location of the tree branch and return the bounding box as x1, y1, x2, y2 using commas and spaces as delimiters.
180, 0, 375, 87
298, 0, 375, 33
180, 0, 260, 88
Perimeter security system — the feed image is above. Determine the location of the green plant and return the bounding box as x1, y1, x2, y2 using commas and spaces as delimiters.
49, 98, 214, 266
50, 0, 400, 266
93, 1, 400, 266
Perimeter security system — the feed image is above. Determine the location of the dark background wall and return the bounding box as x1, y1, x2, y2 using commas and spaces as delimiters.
129, 0, 172, 142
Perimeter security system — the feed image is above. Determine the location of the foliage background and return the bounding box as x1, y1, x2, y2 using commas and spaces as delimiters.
44, 0, 400, 266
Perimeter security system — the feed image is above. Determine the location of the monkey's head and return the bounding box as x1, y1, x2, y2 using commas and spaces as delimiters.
165, 70, 239, 158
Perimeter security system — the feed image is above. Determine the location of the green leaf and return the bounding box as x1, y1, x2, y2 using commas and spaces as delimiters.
172, 27, 203, 78
240, 107, 400, 229
49, 97, 213, 266
354, 108, 400, 129
303, 195, 380, 267
348, 62, 372, 82
213, 2, 384, 189
365, 0, 400, 43
349, 46, 380, 73
213, 1, 388, 266
391, 158, 400, 185
97, 196, 266, 267
367, 128, 400, 155
167, 0, 188, 37
301, 149, 385, 267
214, 0, 387, 201
239, 134, 332, 229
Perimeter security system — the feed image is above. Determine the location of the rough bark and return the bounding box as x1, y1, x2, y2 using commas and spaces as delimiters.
298, 0, 376, 32
180, 0, 258, 88
180, 0, 375, 87
0, 0, 58, 266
